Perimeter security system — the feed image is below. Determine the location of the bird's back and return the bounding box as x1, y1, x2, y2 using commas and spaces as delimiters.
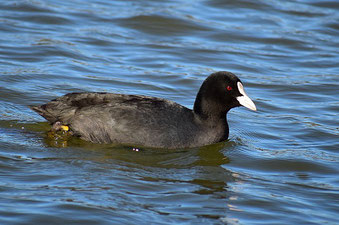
31, 92, 202, 148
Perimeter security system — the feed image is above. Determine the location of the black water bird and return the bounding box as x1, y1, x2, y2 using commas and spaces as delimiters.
30, 71, 256, 149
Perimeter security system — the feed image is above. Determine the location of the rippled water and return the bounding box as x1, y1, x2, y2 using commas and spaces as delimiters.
0, 0, 338, 224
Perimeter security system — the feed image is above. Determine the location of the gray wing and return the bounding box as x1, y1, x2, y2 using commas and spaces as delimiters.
70, 95, 198, 148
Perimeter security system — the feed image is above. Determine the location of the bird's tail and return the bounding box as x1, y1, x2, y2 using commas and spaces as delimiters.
29, 105, 58, 123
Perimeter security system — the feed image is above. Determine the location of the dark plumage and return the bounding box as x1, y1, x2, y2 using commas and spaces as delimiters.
30, 71, 256, 149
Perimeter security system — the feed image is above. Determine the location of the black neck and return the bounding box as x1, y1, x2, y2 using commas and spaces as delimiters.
193, 91, 228, 123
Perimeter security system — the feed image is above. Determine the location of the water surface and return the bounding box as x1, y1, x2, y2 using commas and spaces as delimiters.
0, 0, 338, 224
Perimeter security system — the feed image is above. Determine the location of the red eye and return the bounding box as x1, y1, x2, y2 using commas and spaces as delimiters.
227, 86, 232, 91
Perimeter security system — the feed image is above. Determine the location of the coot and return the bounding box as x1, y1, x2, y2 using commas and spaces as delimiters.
30, 71, 256, 149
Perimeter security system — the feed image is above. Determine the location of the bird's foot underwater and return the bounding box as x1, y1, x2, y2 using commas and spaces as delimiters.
46, 122, 73, 147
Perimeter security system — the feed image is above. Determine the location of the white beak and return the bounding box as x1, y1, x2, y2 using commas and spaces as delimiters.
236, 82, 257, 111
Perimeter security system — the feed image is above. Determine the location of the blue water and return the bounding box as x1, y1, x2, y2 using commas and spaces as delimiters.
0, 0, 338, 224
